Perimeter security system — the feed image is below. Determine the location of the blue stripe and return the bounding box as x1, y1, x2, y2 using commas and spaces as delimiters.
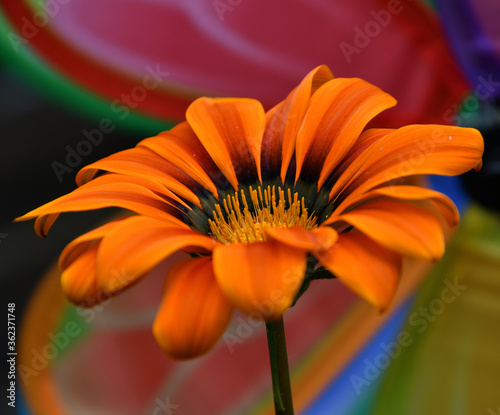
303, 298, 414, 415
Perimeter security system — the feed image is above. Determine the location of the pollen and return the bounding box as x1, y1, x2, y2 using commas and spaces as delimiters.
209, 186, 317, 244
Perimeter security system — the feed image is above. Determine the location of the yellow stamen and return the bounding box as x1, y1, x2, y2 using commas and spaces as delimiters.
209, 186, 317, 244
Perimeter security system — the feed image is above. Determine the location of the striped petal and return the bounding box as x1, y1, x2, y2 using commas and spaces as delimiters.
33, 213, 60, 238
332, 185, 460, 227
323, 128, 394, 192
59, 218, 127, 271
15, 175, 188, 235
295, 78, 396, 187
76, 146, 202, 208
138, 122, 222, 197
186, 97, 266, 188
262, 65, 334, 182
153, 256, 233, 359
213, 241, 307, 320
317, 232, 402, 311
333, 199, 445, 261
96, 216, 218, 294
60, 242, 106, 307
329, 125, 484, 203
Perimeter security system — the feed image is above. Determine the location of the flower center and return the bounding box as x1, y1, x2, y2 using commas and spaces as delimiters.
209, 186, 317, 244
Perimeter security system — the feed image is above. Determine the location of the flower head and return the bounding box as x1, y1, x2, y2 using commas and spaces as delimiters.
17, 65, 483, 359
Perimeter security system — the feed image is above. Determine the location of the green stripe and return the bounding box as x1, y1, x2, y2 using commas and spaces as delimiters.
0, 8, 176, 135
51, 304, 92, 361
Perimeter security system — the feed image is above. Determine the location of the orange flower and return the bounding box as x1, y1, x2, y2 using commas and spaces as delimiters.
17, 65, 483, 359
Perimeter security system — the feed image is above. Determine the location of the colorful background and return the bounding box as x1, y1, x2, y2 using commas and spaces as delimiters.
1, 0, 499, 414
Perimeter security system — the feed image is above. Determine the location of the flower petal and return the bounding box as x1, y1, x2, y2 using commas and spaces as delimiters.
76, 146, 202, 208
15, 175, 189, 235
329, 125, 484, 203
295, 78, 396, 187
213, 241, 307, 320
186, 97, 266, 188
138, 122, 222, 197
323, 128, 394, 191
332, 199, 445, 261
58, 218, 127, 271
316, 232, 402, 311
153, 256, 233, 359
262, 65, 334, 182
264, 225, 338, 251
333, 185, 459, 227
33, 213, 60, 238
60, 242, 107, 307
97, 216, 218, 294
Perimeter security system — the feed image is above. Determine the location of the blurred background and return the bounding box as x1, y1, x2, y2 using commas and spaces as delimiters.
1, 0, 500, 414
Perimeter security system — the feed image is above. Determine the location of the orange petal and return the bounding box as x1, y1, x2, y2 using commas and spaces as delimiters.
76, 147, 202, 208
295, 78, 396, 186
316, 232, 402, 311
264, 225, 338, 251
138, 122, 220, 197
97, 216, 218, 294
60, 242, 109, 307
325, 128, 394, 190
348, 128, 394, 153
59, 219, 127, 271
33, 213, 60, 238
333, 199, 445, 261
262, 65, 334, 182
83, 172, 192, 210
213, 241, 307, 320
153, 256, 233, 359
333, 185, 459, 227
15, 175, 188, 234
329, 124, 484, 202
186, 97, 266, 188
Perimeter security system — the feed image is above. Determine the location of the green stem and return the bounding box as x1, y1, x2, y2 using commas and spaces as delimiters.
265, 318, 294, 415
